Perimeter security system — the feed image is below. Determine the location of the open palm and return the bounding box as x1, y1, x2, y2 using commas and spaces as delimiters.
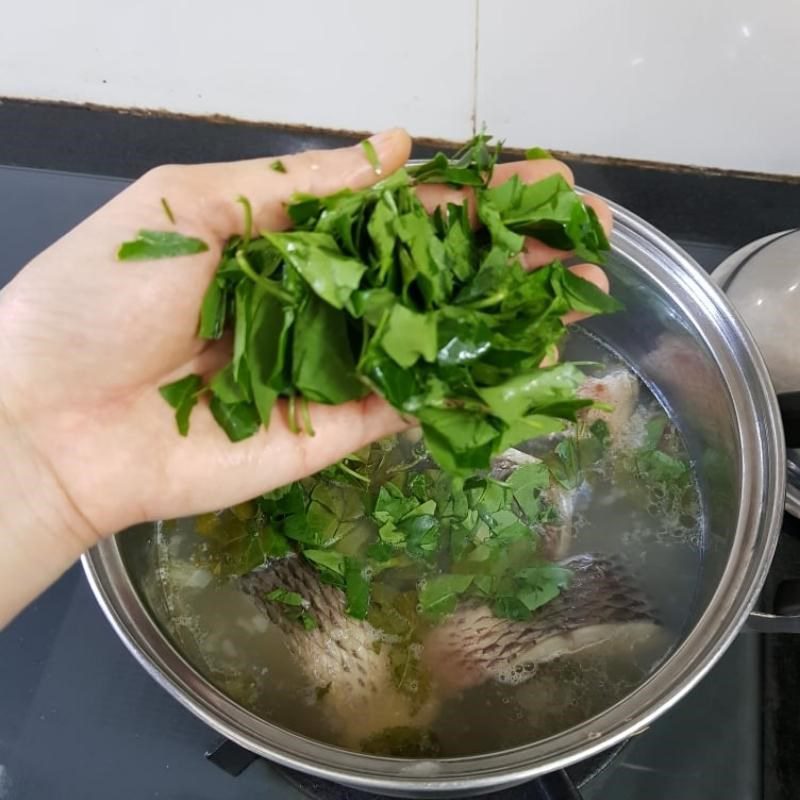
0, 129, 612, 540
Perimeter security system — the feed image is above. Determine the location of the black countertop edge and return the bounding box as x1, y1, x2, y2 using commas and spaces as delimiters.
2, 97, 799, 251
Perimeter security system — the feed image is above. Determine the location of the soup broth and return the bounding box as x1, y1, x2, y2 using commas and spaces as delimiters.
136, 333, 702, 757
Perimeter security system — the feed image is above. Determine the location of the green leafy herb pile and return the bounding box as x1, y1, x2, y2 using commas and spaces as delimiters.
126, 135, 621, 475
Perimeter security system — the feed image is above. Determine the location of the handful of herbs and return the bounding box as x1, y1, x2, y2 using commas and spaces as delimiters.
126, 135, 621, 475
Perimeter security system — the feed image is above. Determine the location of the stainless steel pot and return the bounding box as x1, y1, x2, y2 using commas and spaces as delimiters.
82, 195, 786, 797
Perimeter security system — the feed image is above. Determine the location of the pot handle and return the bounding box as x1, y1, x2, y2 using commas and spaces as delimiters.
748, 580, 800, 634
528, 769, 583, 799
745, 393, 800, 634
777, 392, 800, 448
205, 738, 258, 775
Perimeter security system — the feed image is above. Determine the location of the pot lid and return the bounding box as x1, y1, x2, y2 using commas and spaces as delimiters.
713, 228, 800, 518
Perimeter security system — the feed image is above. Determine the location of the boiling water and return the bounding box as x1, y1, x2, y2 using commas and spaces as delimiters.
130, 334, 703, 758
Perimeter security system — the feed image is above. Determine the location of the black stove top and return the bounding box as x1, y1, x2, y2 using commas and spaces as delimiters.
0, 102, 798, 799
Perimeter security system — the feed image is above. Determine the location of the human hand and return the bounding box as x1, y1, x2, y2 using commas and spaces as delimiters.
0, 129, 611, 623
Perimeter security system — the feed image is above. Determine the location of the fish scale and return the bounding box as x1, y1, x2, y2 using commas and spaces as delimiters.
422, 553, 659, 690
241, 552, 659, 744
240, 558, 439, 747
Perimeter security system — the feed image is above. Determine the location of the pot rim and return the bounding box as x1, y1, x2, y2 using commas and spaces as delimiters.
81, 194, 786, 793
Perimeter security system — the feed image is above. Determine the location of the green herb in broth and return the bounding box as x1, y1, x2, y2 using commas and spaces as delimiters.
155, 353, 701, 758
193, 436, 575, 625
189, 379, 695, 632
143, 133, 620, 476
367, 584, 433, 708
360, 726, 442, 758
194, 508, 290, 577
545, 418, 609, 490
265, 588, 317, 631
618, 411, 695, 515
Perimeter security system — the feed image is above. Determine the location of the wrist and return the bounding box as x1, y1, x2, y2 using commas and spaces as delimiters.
0, 398, 99, 627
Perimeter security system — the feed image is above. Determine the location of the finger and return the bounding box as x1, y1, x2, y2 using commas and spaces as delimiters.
583, 193, 613, 237
414, 158, 574, 225
159, 335, 234, 385
145, 128, 413, 240
562, 264, 610, 325
150, 394, 410, 520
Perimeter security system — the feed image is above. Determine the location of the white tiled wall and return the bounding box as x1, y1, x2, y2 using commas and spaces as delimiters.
477, 0, 800, 176
1, 0, 799, 175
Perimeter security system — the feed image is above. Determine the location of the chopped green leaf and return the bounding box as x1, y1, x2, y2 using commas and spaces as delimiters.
590, 419, 610, 446
420, 573, 474, 617
270, 159, 287, 173
482, 173, 609, 263
408, 134, 499, 187
508, 461, 550, 520
264, 232, 366, 309
195, 512, 290, 577
344, 557, 371, 619
266, 588, 305, 606
477, 364, 587, 423
525, 146, 553, 160
513, 564, 571, 612
361, 139, 382, 174
198, 276, 228, 340
209, 395, 261, 442
637, 449, 689, 483
266, 587, 317, 630
236, 196, 254, 247
400, 512, 440, 559
644, 415, 668, 450
209, 363, 248, 404
303, 549, 345, 576
159, 374, 203, 436
232, 280, 251, 381
293, 295, 365, 403
557, 267, 623, 314
117, 229, 209, 260
492, 595, 533, 621
301, 613, 318, 630
379, 305, 438, 368
247, 292, 291, 427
